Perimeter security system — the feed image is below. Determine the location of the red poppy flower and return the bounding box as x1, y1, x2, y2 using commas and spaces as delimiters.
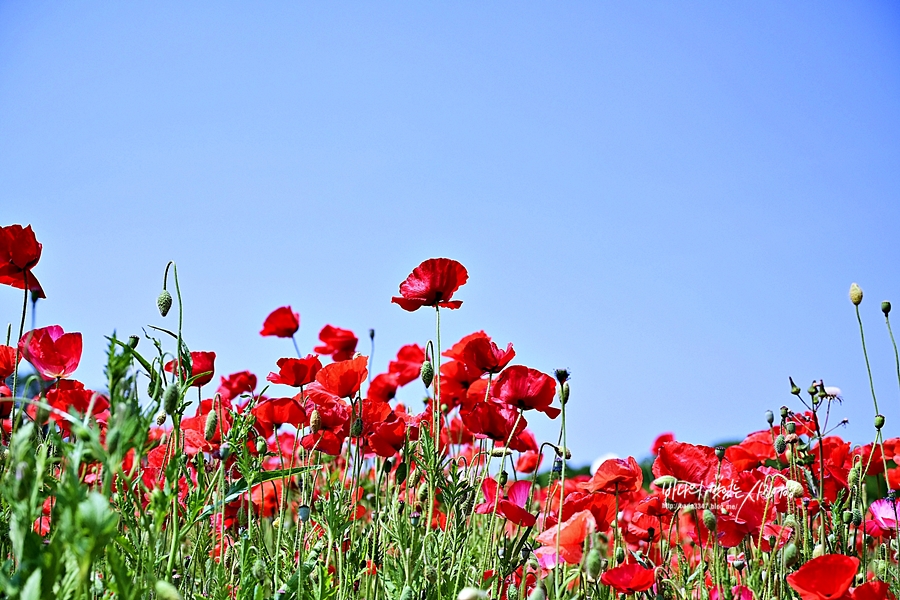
476, 479, 537, 527
516, 451, 543, 474
491, 365, 560, 419
18, 325, 82, 380
301, 387, 351, 455
165, 351, 216, 387
388, 344, 426, 386
314, 325, 359, 361
315, 355, 368, 398
367, 373, 399, 403
0, 224, 45, 298
391, 258, 468, 311
216, 371, 257, 401
535, 510, 597, 568
267, 355, 322, 387
786, 554, 859, 600
182, 397, 233, 446
40, 379, 109, 433
460, 336, 515, 375
252, 396, 307, 438
852, 581, 889, 600
260, 306, 300, 338
600, 563, 656, 594
442, 331, 488, 361
0, 345, 20, 379
460, 398, 528, 447
651, 432, 675, 455
582, 456, 643, 494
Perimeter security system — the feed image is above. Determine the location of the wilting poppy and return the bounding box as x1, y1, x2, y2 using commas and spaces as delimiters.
18, 325, 82, 380
476, 479, 537, 528
0, 345, 19, 379
314, 325, 359, 361
0, 224, 45, 298
786, 554, 859, 600
260, 306, 300, 338
315, 355, 368, 399
600, 563, 656, 594
391, 258, 468, 311
491, 365, 560, 419
267, 355, 322, 387
165, 351, 217, 387
460, 336, 516, 375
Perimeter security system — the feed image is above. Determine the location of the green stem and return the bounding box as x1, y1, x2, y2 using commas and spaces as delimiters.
856, 305, 880, 415
886, 314, 900, 411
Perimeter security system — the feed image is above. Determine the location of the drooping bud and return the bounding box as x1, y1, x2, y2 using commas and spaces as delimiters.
252, 559, 266, 581
154, 581, 182, 600
783, 543, 799, 566
157, 290, 173, 317
774, 435, 787, 454
702, 509, 717, 531
785, 480, 804, 498
219, 442, 232, 461
848, 465, 860, 488
875, 414, 885, 430
350, 417, 363, 437
204, 410, 218, 441
586, 548, 603, 579
420, 360, 434, 388
883, 301, 892, 316
849, 283, 863, 306
255, 436, 267, 455
163, 384, 180, 415
765, 410, 774, 425
527, 586, 546, 600
852, 508, 862, 526
652, 475, 677, 489
490, 448, 513, 458
309, 409, 322, 433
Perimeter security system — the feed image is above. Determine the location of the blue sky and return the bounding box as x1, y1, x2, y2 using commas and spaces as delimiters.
2, 2, 899, 464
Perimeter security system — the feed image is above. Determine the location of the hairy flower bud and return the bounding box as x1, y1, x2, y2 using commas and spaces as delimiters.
154, 581, 182, 600
850, 283, 863, 306
163, 384, 180, 415
702, 509, 717, 531
204, 410, 218, 441
586, 548, 603, 579
783, 542, 799, 567
615, 546, 626, 564
309, 409, 322, 434
157, 290, 173, 317
774, 434, 786, 455
785, 480, 804, 498
255, 436, 267, 455
350, 417, 363, 437
420, 360, 434, 388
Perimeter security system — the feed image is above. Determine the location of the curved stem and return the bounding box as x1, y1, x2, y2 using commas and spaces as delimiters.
856, 305, 880, 415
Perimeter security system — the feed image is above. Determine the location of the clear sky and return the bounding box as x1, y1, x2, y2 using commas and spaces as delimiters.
2, 2, 899, 465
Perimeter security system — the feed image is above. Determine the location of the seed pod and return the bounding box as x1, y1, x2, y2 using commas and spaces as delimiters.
498, 470, 508, 486
883, 301, 892, 316
732, 559, 745, 571
586, 548, 603, 579
204, 410, 218, 441
714, 446, 725, 461
157, 290, 173, 317
298, 504, 311, 522
420, 360, 434, 388
774, 435, 787, 454
783, 543, 799, 566
702, 509, 717, 531
128, 335, 140, 349
876, 414, 886, 430
163, 384, 180, 415
310, 409, 322, 433
506, 584, 519, 600
219, 442, 232, 461
785, 422, 796, 434
850, 283, 863, 306
255, 436, 267, 455
765, 410, 774, 425
410, 511, 421, 527
559, 381, 570, 405
351, 417, 363, 437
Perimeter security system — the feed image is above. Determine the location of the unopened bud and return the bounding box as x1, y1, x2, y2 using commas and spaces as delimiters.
553, 445, 572, 460
783, 543, 798, 566
350, 417, 363, 437
615, 546, 626, 564
204, 410, 218, 441
785, 480, 804, 498
853, 508, 862, 526
586, 548, 603, 579
883, 301, 892, 316
420, 361, 434, 388
163, 384, 180, 415
157, 290, 173, 317
457, 588, 487, 600
850, 283, 863, 306
489, 448, 513, 458
842, 510, 853, 524
774, 435, 786, 454
154, 581, 182, 600
702, 509, 717, 531
255, 436, 267, 454
812, 543, 824, 558
527, 587, 546, 600
310, 409, 322, 433
652, 475, 677, 488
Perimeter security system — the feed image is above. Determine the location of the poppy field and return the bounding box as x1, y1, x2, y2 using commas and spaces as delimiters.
2, 222, 900, 600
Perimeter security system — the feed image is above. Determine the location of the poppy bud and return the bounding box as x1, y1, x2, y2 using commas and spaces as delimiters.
774, 435, 786, 454
252, 559, 266, 582
157, 290, 173, 317
204, 410, 218, 442
783, 543, 798, 567
652, 475, 677, 489
883, 301, 892, 315
417, 484, 428, 503
615, 546, 626, 564
714, 446, 725, 461
395, 462, 408, 486
490, 448, 513, 458
853, 508, 862, 526
765, 410, 774, 425
586, 548, 603, 579
506, 585, 519, 600
848, 465, 860, 488
420, 360, 434, 388
457, 588, 487, 600
785, 422, 796, 434
850, 283, 863, 306
382, 458, 393, 474
128, 335, 140, 349
219, 442, 232, 461
351, 417, 363, 437
785, 480, 804, 498
559, 381, 570, 405
498, 470, 509, 486
163, 384, 180, 416
552, 445, 572, 460
309, 409, 322, 433
255, 436, 267, 455
876, 414, 885, 430
702, 509, 717, 531
298, 504, 311, 522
